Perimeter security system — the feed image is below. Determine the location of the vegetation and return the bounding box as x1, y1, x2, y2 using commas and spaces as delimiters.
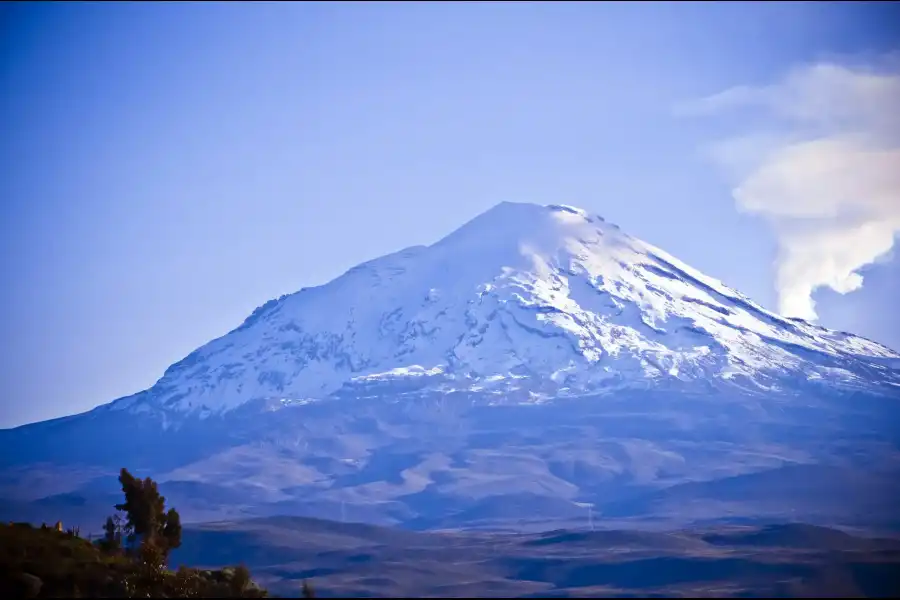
0, 467, 317, 598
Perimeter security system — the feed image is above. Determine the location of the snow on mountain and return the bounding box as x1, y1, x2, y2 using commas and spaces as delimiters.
5, 201, 900, 534
105, 201, 900, 420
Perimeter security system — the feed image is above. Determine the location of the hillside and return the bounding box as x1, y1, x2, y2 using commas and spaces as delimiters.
0, 522, 272, 598
173, 516, 900, 598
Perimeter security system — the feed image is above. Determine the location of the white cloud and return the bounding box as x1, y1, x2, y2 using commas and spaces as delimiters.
682, 57, 900, 320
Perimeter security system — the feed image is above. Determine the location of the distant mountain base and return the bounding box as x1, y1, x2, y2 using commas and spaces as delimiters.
3, 389, 900, 538
171, 516, 900, 598
4, 460, 900, 540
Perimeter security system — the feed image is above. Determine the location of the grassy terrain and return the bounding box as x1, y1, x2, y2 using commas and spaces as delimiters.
0, 522, 271, 598
174, 517, 900, 598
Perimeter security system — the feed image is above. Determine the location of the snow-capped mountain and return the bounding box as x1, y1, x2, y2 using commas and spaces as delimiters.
107, 201, 899, 420
3, 202, 899, 532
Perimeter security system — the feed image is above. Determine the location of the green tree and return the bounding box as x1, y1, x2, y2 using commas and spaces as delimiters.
162, 507, 182, 552
100, 515, 122, 553
112, 468, 182, 564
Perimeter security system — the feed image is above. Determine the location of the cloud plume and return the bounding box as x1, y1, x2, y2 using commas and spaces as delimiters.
681, 57, 900, 320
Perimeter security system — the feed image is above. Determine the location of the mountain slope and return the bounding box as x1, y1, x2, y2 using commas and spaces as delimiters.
100, 201, 898, 421
3, 202, 899, 531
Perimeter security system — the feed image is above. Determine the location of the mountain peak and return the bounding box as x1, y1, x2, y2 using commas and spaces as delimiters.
104, 202, 899, 419
437, 201, 608, 246
428, 202, 624, 283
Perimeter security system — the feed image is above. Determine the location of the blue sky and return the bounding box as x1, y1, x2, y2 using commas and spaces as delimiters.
2, 2, 899, 427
